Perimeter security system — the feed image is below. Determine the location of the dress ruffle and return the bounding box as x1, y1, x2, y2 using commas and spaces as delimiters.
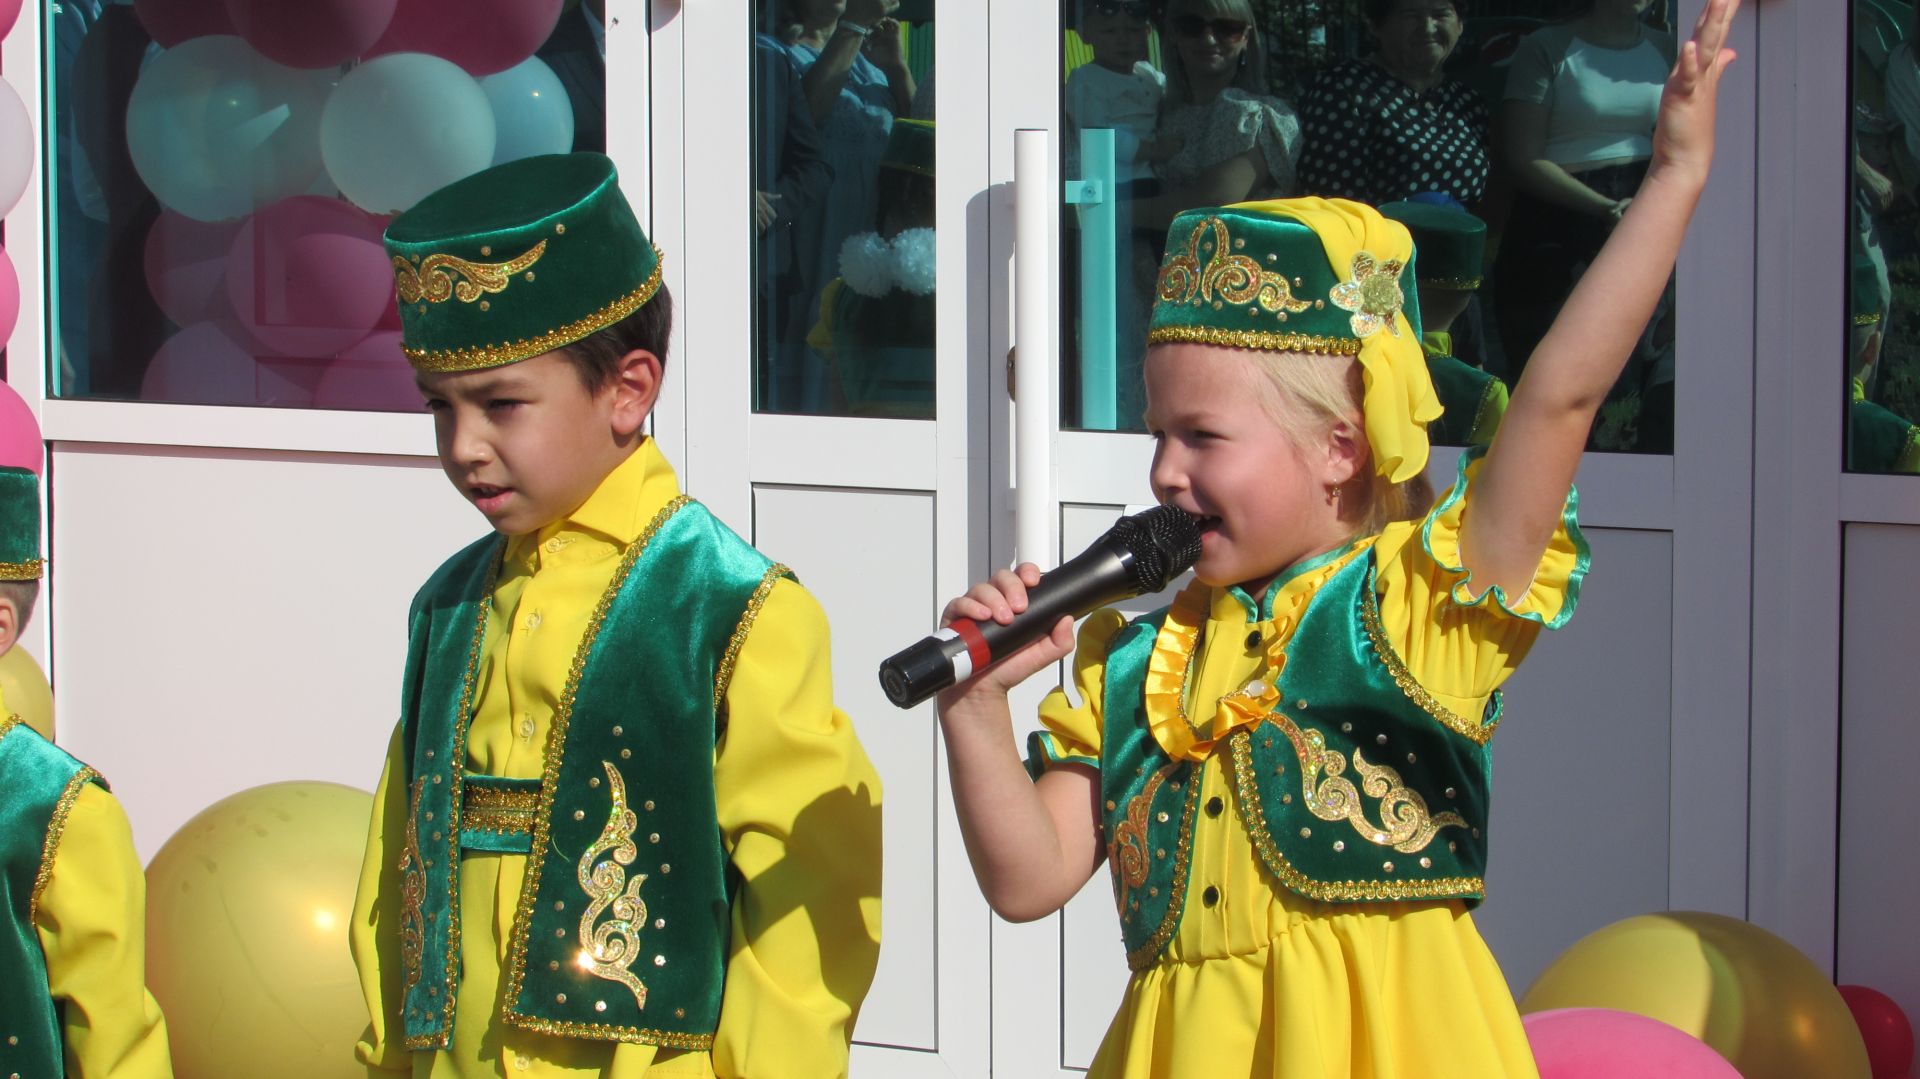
1419, 446, 1590, 629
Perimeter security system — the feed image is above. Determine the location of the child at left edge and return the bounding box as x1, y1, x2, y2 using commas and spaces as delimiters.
349, 153, 883, 1078
0, 466, 174, 1078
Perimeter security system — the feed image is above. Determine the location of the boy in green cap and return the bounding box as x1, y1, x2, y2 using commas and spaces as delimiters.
351, 153, 883, 1078
1377, 199, 1509, 448
0, 466, 174, 1078
1847, 257, 1920, 473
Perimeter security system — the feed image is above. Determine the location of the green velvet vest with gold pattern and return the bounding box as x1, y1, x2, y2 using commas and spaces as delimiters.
0, 715, 107, 1078
1086, 552, 1495, 970
396, 498, 790, 1050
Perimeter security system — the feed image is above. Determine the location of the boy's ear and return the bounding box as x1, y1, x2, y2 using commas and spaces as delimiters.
607, 349, 666, 440
0, 593, 18, 659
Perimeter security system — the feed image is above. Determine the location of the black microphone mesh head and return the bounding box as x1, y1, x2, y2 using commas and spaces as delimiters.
1108, 505, 1203, 593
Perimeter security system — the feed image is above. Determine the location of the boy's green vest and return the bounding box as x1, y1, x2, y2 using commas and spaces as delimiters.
0, 715, 107, 1078
396, 498, 791, 1050
1051, 552, 1497, 970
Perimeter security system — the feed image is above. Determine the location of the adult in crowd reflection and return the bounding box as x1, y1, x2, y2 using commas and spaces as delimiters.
1297, 0, 1489, 209
1494, 0, 1675, 450
756, 32, 836, 412
771, 0, 916, 412
1147, 0, 1301, 225
536, 0, 606, 153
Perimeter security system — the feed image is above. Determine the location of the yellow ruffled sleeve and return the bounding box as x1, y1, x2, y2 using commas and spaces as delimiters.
1025, 608, 1131, 777
348, 724, 412, 1075
709, 578, 882, 1079
1372, 446, 1591, 719
35, 782, 174, 1078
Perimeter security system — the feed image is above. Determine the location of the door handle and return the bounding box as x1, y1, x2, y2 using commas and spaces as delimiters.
1013, 128, 1055, 569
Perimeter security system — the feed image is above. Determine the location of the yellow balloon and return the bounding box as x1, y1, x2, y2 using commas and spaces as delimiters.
1519, 911, 1870, 1079
0, 645, 53, 741
146, 782, 374, 1079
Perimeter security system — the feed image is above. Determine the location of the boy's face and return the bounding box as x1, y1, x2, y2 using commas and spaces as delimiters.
1081, 9, 1149, 67
418, 350, 655, 536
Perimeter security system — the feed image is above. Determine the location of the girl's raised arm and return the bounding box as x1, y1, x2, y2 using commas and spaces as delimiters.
1458, 0, 1740, 600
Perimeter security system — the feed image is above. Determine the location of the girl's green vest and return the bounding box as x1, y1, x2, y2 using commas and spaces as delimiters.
1036, 552, 1498, 970
0, 715, 107, 1078
396, 498, 790, 1050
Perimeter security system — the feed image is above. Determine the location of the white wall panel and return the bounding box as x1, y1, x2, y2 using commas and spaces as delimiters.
50, 443, 479, 860
751, 483, 938, 1052
1838, 524, 1920, 1025
1479, 527, 1674, 996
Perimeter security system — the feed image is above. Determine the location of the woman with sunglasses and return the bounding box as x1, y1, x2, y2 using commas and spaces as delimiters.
1146, 0, 1301, 226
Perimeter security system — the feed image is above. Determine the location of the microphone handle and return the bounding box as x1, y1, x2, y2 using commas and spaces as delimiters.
877, 538, 1137, 709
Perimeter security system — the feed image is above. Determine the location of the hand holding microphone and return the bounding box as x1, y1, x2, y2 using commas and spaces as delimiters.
879, 505, 1203, 709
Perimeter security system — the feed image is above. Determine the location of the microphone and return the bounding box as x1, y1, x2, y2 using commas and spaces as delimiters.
878, 505, 1203, 709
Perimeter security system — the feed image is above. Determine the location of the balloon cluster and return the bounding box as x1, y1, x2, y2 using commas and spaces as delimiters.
1519, 911, 1886, 1079
0, 0, 28, 379
125, 0, 577, 409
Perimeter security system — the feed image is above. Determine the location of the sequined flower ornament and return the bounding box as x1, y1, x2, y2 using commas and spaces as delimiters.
1329, 252, 1406, 339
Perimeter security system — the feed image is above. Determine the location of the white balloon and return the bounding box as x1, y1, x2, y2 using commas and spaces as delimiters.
0, 77, 33, 218
125, 36, 334, 223
478, 56, 574, 166
321, 53, 495, 216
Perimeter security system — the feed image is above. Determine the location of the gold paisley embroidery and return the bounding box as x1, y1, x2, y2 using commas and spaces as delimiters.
1328, 251, 1406, 339
1229, 731, 1482, 902
1109, 761, 1181, 909
394, 241, 548, 305
399, 777, 427, 995
404, 257, 664, 373
1123, 769, 1202, 971
1261, 709, 1466, 853
576, 761, 649, 1009
1156, 217, 1314, 318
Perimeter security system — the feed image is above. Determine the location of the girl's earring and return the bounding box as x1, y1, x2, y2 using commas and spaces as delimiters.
1325, 483, 1339, 506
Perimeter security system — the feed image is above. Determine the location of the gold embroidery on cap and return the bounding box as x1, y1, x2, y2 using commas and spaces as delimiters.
0, 559, 42, 581
394, 240, 548, 305
576, 761, 649, 1009
1330, 251, 1406, 338
405, 254, 664, 372
1157, 216, 1315, 317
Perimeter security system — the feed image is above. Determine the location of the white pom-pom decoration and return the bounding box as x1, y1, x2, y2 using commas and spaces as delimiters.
838, 232, 896, 298
891, 228, 937, 297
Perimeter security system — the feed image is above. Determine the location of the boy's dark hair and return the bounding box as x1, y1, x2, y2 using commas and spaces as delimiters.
560, 282, 674, 393
1361, 0, 1461, 21
0, 580, 40, 628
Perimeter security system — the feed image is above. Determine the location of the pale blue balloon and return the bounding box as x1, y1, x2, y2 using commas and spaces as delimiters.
125, 36, 333, 222
478, 56, 574, 166
320, 53, 496, 216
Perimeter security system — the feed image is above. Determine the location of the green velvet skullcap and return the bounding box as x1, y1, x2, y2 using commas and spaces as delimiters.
385, 153, 662, 372
881, 119, 935, 177
1378, 200, 1484, 290
1149, 198, 1442, 482
0, 468, 42, 580
1854, 258, 1885, 326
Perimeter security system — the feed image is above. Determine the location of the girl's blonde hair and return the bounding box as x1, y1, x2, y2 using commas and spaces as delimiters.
1242, 350, 1433, 537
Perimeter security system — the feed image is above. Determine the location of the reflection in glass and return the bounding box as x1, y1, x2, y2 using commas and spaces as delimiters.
754, 0, 936, 418
50, 2, 603, 410
1059, 0, 1678, 453
1848, 0, 1920, 474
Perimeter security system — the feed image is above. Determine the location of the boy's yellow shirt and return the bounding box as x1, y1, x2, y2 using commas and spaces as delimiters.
352, 438, 883, 1078
1, 688, 174, 1078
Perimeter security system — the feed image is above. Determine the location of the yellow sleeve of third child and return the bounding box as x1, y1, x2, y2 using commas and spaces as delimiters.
348, 724, 414, 1075
708, 578, 882, 1079
35, 782, 174, 1078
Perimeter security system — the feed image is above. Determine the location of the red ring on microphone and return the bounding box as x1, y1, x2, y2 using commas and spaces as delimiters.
950, 618, 992, 672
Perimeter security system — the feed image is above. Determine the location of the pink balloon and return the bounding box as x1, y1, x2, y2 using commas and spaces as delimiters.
223, 0, 396, 69
0, 381, 41, 474
1524, 1008, 1740, 1079
0, 0, 22, 42
368, 0, 562, 76
145, 211, 244, 328
141, 321, 262, 405
0, 247, 17, 348
253, 355, 327, 407
226, 196, 391, 358
314, 330, 423, 412
132, 0, 236, 47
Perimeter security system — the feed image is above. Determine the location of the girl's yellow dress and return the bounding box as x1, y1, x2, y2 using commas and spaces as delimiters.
1031, 458, 1587, 1078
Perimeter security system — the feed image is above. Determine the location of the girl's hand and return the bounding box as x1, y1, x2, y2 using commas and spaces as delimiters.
1649, 0, 1740, 184
936, 565, 1077, 703
844, 0, 899, 26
